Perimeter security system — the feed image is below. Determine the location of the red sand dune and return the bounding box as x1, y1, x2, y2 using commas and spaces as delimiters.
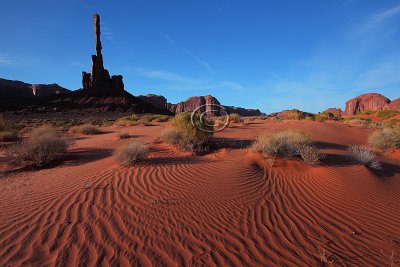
0, 120, 399, 266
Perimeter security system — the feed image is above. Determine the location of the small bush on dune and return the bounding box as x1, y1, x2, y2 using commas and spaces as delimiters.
358, 110, 375, 115
172, 112, 213, 141
117, 132, 131, 139
154, 115, 171, 122
347, 145, 381, 169
159, 128, 205, 152
344, 117, 371, 126
315, 112, 340, 122
10, 125, 71, 166
368, 126, 400, 150
114, 140, 149, 165
229, 113, 244, 123
70, 124, 101, 135
376, 109, 398, 119
140, 114, 158, 123
251, 129, 323, 165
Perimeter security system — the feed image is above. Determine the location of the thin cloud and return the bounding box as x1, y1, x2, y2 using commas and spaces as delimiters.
0, 54, 19, 66
162, 33, 214, 73
100, 22, 116, 43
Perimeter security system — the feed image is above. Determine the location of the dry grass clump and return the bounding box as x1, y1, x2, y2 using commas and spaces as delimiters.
117, 132, 131, 139
347, 145, 381, 169
251, 129, 323, 165
315, 112, 341, 122
281, 109, 307, 120
229, 113, 244, 123
376, 109, 398, 119
0, 115, 20, 142
9, 125, 72, 166
154, 115, 171, 122
386, 118, 400, 126
70, 124, 101, 135
344, 117, 371, 126
114, 140, 149, 165
368, 126, 400, 150
159, 128, 205, 152
171, 112, 213, 141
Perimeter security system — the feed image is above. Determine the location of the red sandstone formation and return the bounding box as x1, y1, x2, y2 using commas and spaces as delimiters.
386, 98, 400, 110
82, 14, 124, 92
138, 94, 168, 110
344, 93, 390, 115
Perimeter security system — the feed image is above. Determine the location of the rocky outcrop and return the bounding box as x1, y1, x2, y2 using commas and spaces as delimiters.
323, 108, 343, 115
0, 78, 70, 110
386, 98, 400, 110
344, 93, 391, 115
138, 94, 168, 110
138, 94, 263, 116
82, 14, 124, 92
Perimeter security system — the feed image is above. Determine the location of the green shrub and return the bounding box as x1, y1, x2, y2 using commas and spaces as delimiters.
368, 126, 400, 150
251, 129, 323, 165
117, 132, 131, 139
114, 140, 149, 165
70, 124, 101, 135
171, 112, 213, 141
376, 109, 399, 119
315, 112, 341, 122
11, 125, 71, 166
344, 117, 372, 126
386, 118, 400, 126
347, 145, 381, 169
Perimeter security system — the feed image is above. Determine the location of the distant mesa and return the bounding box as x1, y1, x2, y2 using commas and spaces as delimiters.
386, 98, 400, 110
138, 94, 263, 116
323, 108, 343, 115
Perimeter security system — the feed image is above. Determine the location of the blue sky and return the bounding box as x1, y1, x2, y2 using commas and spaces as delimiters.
0, 0, 399, 113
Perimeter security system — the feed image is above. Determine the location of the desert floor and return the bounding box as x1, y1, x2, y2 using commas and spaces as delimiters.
0, 120, 399, 266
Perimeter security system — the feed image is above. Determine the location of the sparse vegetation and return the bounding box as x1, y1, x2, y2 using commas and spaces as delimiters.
376, 109, 399, 119
315, 112, 341, 122
250, 129, 323, 165
114, 140, 149, 165
358, 110, 375, 115
159, 128, 205, 152
281, 109, 307, 120
386, 118, 400, 126
9, 125, 72, 166
318, 248, 334, 265
117, 132, 131, 139
344, 117, 372, 126
0, 131, 19, 142
368, 126, 400, 150
70, 124, 101, 135
171, 112, 213, 141
347, 145, 381, 169
229, 113, 244, 123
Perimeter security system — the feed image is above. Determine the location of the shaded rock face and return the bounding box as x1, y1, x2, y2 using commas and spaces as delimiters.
0, 78, 70, 110
344, 93, 390, 115
223, 106, 262, 116
170, 95, 223, 115
82, 14, 124, 92
323, 108, 343, 115
138, 94, 168, 110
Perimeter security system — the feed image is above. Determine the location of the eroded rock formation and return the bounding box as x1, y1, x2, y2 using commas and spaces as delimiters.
323, 108, 343, 116
82, 14, 124, 92
138, 94, 168, 110
344, 93, 391, 115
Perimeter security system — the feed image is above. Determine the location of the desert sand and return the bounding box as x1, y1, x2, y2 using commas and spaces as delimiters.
0, 120, 399, 266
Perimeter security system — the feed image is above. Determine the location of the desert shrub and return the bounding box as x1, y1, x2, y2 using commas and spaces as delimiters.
122, 114, 140, 121
281, 109, 307, 120
159, 128, 205, 152
154, 115, 171, 122
344, 117, 371, 126
114, 140, 149, 165
300, 146, 325, 165
117, 132, 131, 139
368, 126, 400, 150
251, 129, 322, 165
376, 109, 399, 119
140, 114, 159, 123
229, 113, 244, 123
11, 125, 71, 166
244, 116, 257, 121
347, 145, 381, 169
0, 131, 19, 142
70, 124, 101, 135
315, 112, 340, 122
114, 119, 139, 126
171, 112, 213, 141
0, 115, 7, 131
305, 114, 316, 121
0, 115, 17, 131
